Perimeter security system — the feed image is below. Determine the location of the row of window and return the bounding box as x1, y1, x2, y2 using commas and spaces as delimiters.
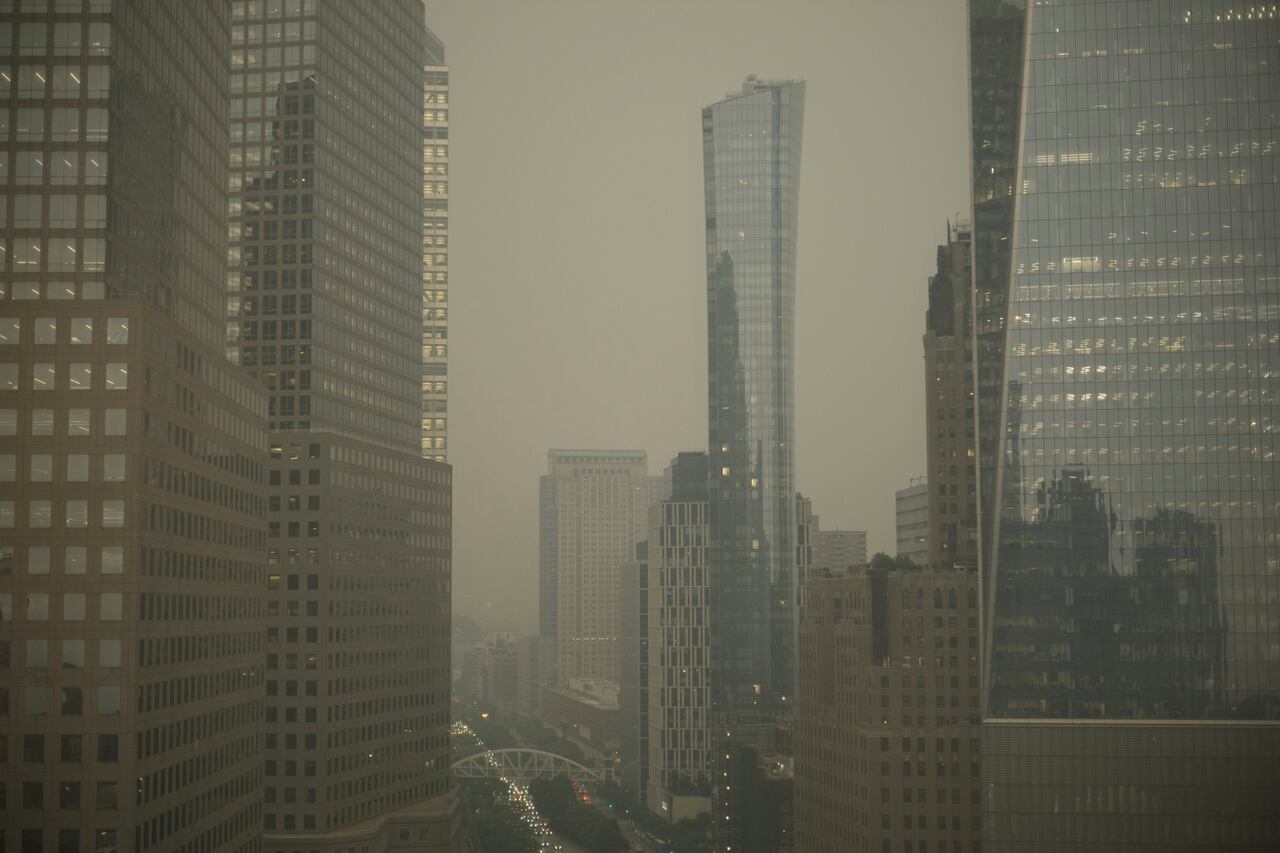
1, 452, 126, 481
1, 545, 124, 574
2, 317, 127, 344
0, 363, 126, 390
0, 592, 124, 621
0, 406, 126, 435
0, 498, 125, 528
4, 638, 122, 668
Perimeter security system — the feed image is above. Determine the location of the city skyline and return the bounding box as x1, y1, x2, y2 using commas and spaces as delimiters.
426, 0, 970, 632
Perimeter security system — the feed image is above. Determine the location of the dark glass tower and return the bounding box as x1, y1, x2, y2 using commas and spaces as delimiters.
705, 74, 805, 713
226, 1, 455, 848
971, 2, 1280, 848
704, 75, 805, 852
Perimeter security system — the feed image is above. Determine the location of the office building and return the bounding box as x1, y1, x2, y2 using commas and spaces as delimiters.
646, 453, 713, 817
225, 1, 454, 849
421, 28, 448, 462
970, 1, 1280, 848
813, 528, 868, 575
540, 449, 652, 686
1, 3, 268, 852
795, 568, 981, 853
895, 480, 928, 566
924, 221, 975, 570
703, 75, 806, 850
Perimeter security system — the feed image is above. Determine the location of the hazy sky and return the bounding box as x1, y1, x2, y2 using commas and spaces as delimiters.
429, 0, 971, 633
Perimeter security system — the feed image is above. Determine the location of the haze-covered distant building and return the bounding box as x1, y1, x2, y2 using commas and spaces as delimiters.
813, 528, 868, 575
225, 1, 455, 848
895, 480, 929, 566
540, 449, 653, 687
703, 74, 806, 851
1, 5, 268, 851
970, 1, 1280, 848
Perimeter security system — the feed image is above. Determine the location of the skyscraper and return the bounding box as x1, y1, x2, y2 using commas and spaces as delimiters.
225, 1, 454, 848
421, 29, 448, 462
924, 221, 976, 570
541, 449, 653, 687
703, 74, 805, 851
1, 3, 267, 851
970, 1, 1280, 847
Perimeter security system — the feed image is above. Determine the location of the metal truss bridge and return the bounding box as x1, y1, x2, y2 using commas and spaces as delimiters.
452, 748, 617, 783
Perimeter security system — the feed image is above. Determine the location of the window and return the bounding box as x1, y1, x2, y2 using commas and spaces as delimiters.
106, 318, 128, 344
100, 547, 122, 574
104, 409, 126, 435
101, 500, 123, 527
69, 364, 91, 390
65, 547, 86, 574
67, 454, 88, 480
28, 450, 49, 479
97, 686, 120, 715
32, 363, 55, 389
99, 592, 122, 620
99, 640, 120, 668
63, 593, 86, 620
103, 455, 125, 481
104, 363, 127, 389
65, 500, 88, 528
62, 640, 84, 668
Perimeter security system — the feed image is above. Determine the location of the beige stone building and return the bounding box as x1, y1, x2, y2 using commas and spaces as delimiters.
543, 449, 653, 687
795, 568, 981, 853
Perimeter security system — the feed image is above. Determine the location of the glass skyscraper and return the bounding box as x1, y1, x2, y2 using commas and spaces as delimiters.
704, 75, 805, 852
971, 1, 1280, 847
226, 2, 455, 849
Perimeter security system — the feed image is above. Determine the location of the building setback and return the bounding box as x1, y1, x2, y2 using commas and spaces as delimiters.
971, 1, 1280, 848
1, 3, 268, 852
225, 1, 454, 849
794, 569, 981, 853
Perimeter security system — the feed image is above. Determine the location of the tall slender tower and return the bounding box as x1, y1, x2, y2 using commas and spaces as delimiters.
1, 3, 267, 851
971, 1, 1280, 848
226, 1, 455, 849
703, 74, 805, 851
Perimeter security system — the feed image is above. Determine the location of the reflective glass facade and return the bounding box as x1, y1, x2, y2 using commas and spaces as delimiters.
976, 0, 1279, 724
972, 1, 1280, 847
704, 76, 805, 713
